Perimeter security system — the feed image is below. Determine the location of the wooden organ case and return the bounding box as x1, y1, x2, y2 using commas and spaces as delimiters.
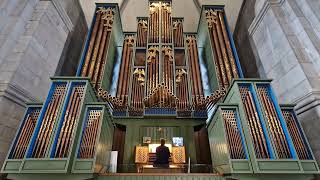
1, 1, 320, 180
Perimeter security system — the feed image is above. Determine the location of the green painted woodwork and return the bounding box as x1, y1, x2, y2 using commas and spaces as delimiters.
95, 3, 124, 91
7, 173, 95, 180
1, 77, 99, 174
72, 103, 114, 174
6, 173, 317, 180
207, 112, 230, 173
256, 160, 300, 172
22, 159, 68, 171
300, 161, 319, 172
196, 6, 222, 93
96, 174, 225, 180
280, 105, 320, 173
2, 160, 23, 172
207, 104, 252, 174
230, 174, 314, 180
1, 103, 42, 173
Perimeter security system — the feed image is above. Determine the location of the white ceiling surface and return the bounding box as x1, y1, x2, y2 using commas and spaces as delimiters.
79, 0, 243, 33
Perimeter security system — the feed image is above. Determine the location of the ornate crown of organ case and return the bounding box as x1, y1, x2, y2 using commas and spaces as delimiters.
1, 1, 320, 180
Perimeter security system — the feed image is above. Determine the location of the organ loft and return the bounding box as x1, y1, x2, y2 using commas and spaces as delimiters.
1, 1, 320, 180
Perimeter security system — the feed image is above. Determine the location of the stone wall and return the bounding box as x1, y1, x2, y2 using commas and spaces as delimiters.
0, 0, 86, 167
248, 0, 320, 164
233, 0, 262, 78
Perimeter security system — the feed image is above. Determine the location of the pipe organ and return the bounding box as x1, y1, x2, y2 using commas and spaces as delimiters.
173, 19, 184, 47
2, 2, 320, 179
112, 1, 225, 117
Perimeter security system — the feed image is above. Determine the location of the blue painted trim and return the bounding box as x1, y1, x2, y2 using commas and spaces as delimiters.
223, 13, 244, 78
240, 83, 274, 159
234, 109, 249, 159
265, 84, 297, 159
76, 7, 99, 76
144, 108, 177, 115
26, 82, 68, 158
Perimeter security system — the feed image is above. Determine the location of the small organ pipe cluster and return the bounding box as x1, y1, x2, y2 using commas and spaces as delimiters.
236, 83, 299, 160
281, 109, 311, 159
208, 80, 319, 174
186, 35, 205, 111
137, 19, 148, 47
205, 9, 239, 89
9, 107, 41, 159
256, 86, 291, 158
110, 2, 232, 116
116, 35, 135, 108
221, 110, 246, 159
172, 19, 184, 47
32, 84, 68, 158
77, 2, 243, 117
80, 7, 115, 89
78, 109, 102, 158
54, 85, 85, 158
6, 80, 96, 162
239, 86, 271, 159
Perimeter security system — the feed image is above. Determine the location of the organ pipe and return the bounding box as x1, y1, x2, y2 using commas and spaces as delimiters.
116, 35, 135, 108
81, 7, 115, 90
205, 9, 239, 89
32, 85, 67, 158
239, 86, 270, 159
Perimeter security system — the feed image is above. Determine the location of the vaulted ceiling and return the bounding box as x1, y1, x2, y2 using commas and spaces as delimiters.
79, 0, 243, 32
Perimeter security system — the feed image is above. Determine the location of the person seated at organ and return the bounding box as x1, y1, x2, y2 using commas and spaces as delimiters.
154, 139, 170, 167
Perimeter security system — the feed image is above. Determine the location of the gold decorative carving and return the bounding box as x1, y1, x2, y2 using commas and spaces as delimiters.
133, 68, 145, 86
162, 46, 173, 62
205, 9, 217, 28
147, 46, 159, 63
175, 69, 187, 83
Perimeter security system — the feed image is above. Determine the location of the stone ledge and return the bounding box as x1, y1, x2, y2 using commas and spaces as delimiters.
293, 90, 320, 115
41, 0, 74, 32
248, 0, 284, 36
0, 82, 39, 107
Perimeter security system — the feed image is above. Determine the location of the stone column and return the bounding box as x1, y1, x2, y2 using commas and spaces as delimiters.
249, 0, 320, 163
0, 0, 77, 167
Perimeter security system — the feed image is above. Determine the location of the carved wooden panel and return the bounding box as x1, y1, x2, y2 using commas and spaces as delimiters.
172, 146, 186, 164
135, 146, 149, 164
